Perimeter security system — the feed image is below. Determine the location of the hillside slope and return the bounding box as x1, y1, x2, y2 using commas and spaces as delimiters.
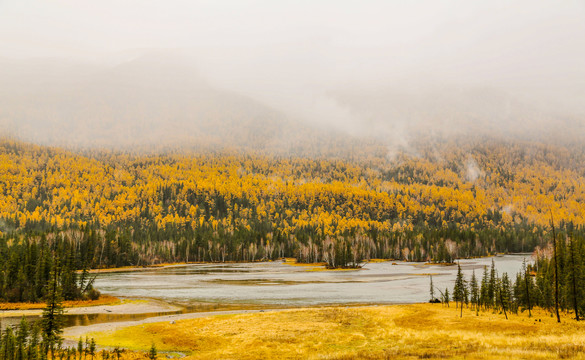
0, 138, 583, 267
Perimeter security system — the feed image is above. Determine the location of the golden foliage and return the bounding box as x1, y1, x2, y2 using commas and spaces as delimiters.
1, 139, 584, 239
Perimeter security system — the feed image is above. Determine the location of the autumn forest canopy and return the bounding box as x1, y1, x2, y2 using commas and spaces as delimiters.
1, 135, 584, 271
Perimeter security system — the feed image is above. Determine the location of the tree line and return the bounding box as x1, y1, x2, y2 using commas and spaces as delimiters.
1, 138, 584, 270
438, 222, 585, 321
0, 233, 98, 303
0, 262, 157, 360
0, 220, 545, 278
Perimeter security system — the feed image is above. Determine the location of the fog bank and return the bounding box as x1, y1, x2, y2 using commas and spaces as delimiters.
0, 1, 584, 152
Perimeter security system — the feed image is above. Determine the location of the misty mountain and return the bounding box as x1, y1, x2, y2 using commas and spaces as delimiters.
1, 53, 583, 156
0, 55, 318, 152
332, 83, 585, 144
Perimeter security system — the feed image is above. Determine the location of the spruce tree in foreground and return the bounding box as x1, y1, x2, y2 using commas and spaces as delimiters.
550, 211, 561, 323
112, 347, 125, 360
470, 270, 479, 315
480, 265, 490, 309
148, 343, 158, 360
498, 273, 510, 320
89, 338, 96, 359
568, 234, 580, 321
453, 263, 466, 317
16, 316, 29, 360
523, 259, 532, 317
42, 264, 64, 359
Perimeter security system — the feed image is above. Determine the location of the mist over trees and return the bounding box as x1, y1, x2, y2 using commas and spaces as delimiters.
0, 51, 584, 155
1, 138, 584, 273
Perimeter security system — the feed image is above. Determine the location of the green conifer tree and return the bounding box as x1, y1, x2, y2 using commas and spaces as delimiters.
148, 343, 157, 360
470, 270, 479, 315
42, 264, 64, 359
453, 263, 466, 317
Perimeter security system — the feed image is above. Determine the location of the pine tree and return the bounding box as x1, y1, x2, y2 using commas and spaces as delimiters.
28, 322, 41, 360
89, 339, 96, 360
112, 347, 124, 360
77, 338, 83, 359
42, 264, 64, 359
488, 260, 497, 308
470, 270, 479, 315
2, 327, 17, 360
568, 234, 580, 321
523, 259, 532, 317
499, 272, 511, 320
480, 265, 490, 309
148, 343, 157, 360
16, 316, 29, 360
453, 263, 466, 317
550, 211, 561, 323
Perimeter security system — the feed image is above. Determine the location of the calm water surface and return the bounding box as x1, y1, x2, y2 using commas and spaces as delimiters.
94, 254, 532, 305
1, 255, 531, 329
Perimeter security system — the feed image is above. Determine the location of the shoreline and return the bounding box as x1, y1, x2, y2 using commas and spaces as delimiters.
81, 252, 534, 274
0, 298, 179, 318
0, 295, 121, 313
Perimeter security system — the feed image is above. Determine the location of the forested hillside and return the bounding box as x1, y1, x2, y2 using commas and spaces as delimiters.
1, 138, 584, 271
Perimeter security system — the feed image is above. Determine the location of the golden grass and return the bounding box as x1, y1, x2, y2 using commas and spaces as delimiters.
0, 295, 120, 310
84, 262, 190, 273
88, 303, 585, 360
283, 258, 328, 267
87, 258, 367, 275
87, 260, 284, 274
304, 267, 363, 272
284, 258, 365, 271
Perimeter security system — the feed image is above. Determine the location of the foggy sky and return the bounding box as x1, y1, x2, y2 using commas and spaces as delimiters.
1, 0, 584, 148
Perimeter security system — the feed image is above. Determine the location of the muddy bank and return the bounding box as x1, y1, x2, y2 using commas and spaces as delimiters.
0, 299, 179, 318
84, 263, 192, 274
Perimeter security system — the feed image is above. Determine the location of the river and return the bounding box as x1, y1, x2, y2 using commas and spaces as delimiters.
1, 254, 531, 330
94, 254, 531, 305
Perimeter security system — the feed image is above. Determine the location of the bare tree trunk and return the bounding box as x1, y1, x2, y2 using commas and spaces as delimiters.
499, 288, 508, 320
524, 265, 532, 318
460, 301, 463, 318
550, 210, 561, 323
570, 235, 580, 321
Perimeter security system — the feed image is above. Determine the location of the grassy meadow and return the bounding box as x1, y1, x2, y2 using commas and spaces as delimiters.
85, 303, 585, 359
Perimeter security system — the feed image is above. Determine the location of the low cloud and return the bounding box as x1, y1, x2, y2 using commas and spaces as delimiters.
465, 156, 484, 183
0, 1, 584, 151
